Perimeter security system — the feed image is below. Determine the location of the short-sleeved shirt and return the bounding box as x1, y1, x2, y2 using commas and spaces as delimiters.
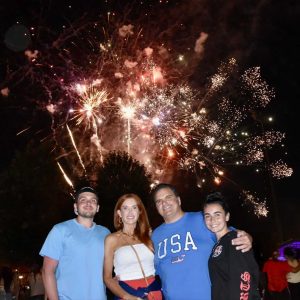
40, 218, 110, 300
263, 259, 292, 292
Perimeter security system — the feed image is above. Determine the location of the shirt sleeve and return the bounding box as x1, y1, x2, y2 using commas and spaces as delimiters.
39, 225, 64, 260
283, 261, 293, 273
228, 238, 260, 299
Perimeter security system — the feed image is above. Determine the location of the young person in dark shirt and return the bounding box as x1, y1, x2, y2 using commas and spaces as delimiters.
203, 192, 261, 300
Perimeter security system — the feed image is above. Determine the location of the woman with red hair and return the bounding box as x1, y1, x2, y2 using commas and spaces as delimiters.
104, 194, 163, 300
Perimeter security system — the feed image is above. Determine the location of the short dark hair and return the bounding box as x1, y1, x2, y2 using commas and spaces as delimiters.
74, 187, 98, 203
203, 192, 229, 214
151, 183, 179, 200
284, 247, 299, 260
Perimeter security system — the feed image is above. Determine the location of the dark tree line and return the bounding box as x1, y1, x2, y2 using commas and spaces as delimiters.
0, 142, 153, 266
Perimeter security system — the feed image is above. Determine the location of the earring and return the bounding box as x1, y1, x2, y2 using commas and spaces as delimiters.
119, 217, 123, 224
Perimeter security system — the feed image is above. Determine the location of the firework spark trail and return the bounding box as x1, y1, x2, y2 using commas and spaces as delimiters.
66, 124, 87, 174
119, 103, 136, 154
16, 127, 31, 136
57, 162, 74, 188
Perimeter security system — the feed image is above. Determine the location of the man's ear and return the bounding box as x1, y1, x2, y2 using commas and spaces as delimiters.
74, 203, 78, 215
226, 212, 230, 222
96, 205, 99, 212
178, 197, 181, 206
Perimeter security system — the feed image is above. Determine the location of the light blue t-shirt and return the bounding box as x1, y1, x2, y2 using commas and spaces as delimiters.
152, 212, 216, 300
40, 219, 110, 300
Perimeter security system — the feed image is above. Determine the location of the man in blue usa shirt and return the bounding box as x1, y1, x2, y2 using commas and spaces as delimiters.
151, 183, 252, 300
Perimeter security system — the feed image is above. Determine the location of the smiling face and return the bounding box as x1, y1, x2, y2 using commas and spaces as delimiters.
74, 191, 99, 219
117, 197, 140, 226
203, 203, 229, 240
154, 187, 183, 223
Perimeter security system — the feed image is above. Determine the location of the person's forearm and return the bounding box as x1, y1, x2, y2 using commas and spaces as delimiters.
42, 271, 59, 300
104, 277, 138, 300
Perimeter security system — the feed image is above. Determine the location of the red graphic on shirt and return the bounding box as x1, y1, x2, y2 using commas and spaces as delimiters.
240, 271, 251, 300
240, 293, 249, 300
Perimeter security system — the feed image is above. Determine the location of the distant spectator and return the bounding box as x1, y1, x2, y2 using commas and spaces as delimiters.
0, 267, 6, 300
284, 247, 300, 300
0, 267, 13, 300
263, 250, 300, 300
10, 270, 20, 300
29, 263, 45, 300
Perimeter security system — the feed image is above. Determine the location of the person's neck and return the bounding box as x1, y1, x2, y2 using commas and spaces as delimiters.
122, 224, 136, 236
165, 210, 185, 224
216, 227, 230, 241
76, 216, 94, 228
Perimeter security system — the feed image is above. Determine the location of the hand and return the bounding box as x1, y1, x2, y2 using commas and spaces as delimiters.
231, 230, 253, 252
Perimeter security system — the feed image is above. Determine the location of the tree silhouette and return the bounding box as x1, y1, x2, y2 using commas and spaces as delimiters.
0, 148, 156, 265
94, 151, 152, 231
0, 140, 71, 265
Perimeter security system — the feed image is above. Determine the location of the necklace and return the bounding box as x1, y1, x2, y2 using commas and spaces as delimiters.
121, 230, 136, 239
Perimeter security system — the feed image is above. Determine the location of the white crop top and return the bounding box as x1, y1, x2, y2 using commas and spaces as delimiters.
113, 243, 155, 280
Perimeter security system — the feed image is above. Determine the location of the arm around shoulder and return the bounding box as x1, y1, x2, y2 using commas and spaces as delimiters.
232, 229, 253, 252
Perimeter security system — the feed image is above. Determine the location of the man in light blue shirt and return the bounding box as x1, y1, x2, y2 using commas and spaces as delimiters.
40, 187, 110, 300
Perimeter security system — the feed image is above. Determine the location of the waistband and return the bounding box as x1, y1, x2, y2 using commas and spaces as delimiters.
115, 275, 162, 299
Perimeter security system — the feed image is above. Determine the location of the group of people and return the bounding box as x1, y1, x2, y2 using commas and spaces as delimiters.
262, 247, 300, 300
39, 184, 260, 300
0, 263, 45, 300
0, 267, 19, 300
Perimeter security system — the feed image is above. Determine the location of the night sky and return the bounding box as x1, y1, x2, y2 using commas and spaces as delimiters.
0, 0, 299, 261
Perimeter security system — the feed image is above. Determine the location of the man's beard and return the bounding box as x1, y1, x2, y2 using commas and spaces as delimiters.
77, 209, 96, 219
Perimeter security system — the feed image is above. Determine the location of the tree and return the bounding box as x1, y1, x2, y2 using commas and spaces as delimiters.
0, 140, 71, 265
94, 151, 152, 230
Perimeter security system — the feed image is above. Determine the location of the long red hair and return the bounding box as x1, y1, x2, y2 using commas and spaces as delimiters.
114, 193, 153, 251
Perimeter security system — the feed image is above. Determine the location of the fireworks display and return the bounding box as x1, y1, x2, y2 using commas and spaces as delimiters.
1, 0, 294, 217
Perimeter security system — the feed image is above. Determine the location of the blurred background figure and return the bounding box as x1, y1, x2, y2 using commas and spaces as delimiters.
284, 247, 300, 300
262, 250, 300, 300
0, 267, 6, 300
10, 270, 20, 300
0, 267, 13, 300
28, 263, 45, 300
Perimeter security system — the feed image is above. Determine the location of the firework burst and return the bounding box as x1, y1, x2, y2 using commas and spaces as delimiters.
1, 2, 293, 217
